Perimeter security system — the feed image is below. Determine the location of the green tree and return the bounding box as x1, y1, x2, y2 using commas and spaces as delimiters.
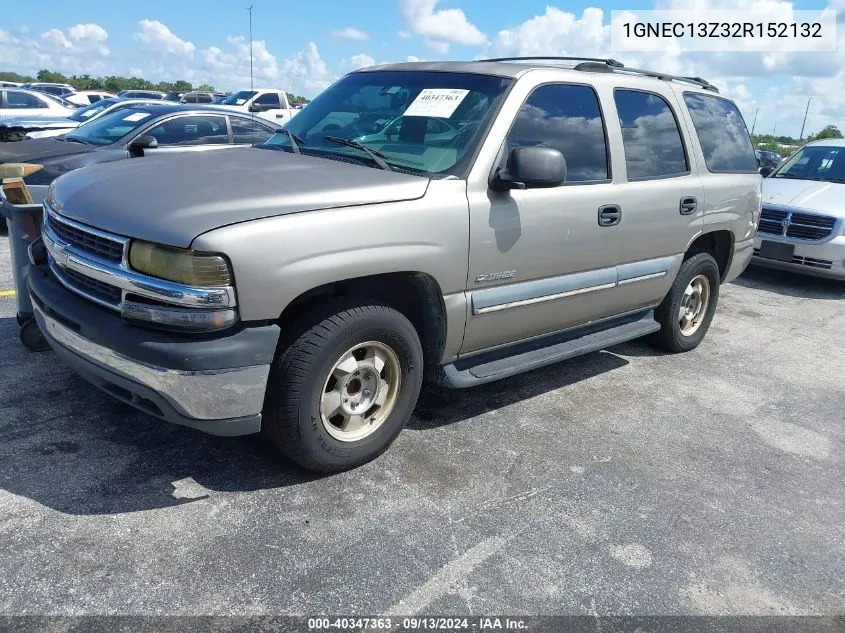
808, 125, 843, 142
196, 83, 215, 92
36, 69, 69, 83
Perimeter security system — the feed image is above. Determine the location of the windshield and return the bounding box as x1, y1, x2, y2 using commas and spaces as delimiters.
772, 145, 845, 183
68, 98, 119, 122
261, 71, 512, 177
66, 107, 157, 146
221, 90, 257, 106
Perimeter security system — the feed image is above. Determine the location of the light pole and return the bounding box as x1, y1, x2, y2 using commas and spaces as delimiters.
799, 97, 813, 142
750, 106, 759, 136
247, 5, 254, 93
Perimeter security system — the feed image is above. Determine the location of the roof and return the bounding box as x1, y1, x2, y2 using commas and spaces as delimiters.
357, 57, 719, 93
806, 138, 845, 147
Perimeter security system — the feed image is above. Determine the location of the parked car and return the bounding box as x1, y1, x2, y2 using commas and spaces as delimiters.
163, 91, 186, 102
212, 89, 295, 125
0, 88, 76, 120
26, 58, 760, 472
19, 82, 75, 96
115, 90, 165, 99
752, 138, 845, 279
180, 91, 215, 104
755, 149, 782, 172
1, 103, 280, 186
0, 81, 22, 88
0, 98, 166, 141
64, 90, 115, 106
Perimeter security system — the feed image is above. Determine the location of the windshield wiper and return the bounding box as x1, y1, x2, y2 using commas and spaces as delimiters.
323, 135, 393, 171
274, 128, 304, 154
63, 137, 89, 144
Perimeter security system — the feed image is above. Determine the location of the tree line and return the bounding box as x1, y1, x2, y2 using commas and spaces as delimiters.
0, 69, 310, 105
752, 125, 842, 154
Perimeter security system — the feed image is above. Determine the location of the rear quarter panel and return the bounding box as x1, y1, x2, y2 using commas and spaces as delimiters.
670, 85, 762, 278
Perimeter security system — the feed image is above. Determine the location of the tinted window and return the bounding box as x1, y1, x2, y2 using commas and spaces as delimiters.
505, 83, 609, 182
146, 115, 229, 146
6, 91, 47, 109
221, 90, 256, 106
231, 117, 274, 144
772, 145, 845, 183
67, 108, 159, 145
614, 90, 688, 179
683, 93, 757, 172
256, 92, 281, 108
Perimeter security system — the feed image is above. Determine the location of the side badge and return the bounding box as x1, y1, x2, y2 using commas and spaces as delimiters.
475, 270, 517, 283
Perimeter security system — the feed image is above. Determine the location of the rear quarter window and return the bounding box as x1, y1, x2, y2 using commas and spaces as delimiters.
683, 93, 757, 173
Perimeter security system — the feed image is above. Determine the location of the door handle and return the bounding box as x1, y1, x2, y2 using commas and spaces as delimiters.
598, 204, 622, 227
680, 196, 698, 215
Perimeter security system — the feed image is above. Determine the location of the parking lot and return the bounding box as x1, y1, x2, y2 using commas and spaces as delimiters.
0, 235, 843, 616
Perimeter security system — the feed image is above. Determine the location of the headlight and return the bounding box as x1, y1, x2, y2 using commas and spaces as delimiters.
121, 300, 237, 333
129, 240, 232, 286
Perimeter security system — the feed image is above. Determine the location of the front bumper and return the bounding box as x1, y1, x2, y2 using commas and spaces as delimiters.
28, 265, 280, 436
751, 234, 845, 280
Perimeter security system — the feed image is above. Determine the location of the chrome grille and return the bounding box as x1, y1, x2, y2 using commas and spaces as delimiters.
49, 258, 122, 308
759, 207, 837, 241
45, 211, 125, 261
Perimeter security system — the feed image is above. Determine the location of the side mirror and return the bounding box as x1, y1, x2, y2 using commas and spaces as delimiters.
490, 146, 567, 191
759, 166, 773, 177
128, 135, 158, 154
249, 103, 264, 113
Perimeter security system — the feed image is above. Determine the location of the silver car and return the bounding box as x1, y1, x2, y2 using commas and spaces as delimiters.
753, 138, 845, 279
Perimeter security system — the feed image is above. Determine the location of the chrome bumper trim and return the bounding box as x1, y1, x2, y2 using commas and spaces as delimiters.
42, 209, 237, 310
33, 303, 270, 421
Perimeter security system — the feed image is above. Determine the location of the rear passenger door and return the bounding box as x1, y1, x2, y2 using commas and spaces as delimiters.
601, 86, 704, 317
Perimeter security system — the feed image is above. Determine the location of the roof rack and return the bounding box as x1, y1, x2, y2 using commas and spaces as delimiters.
481, 56, 625, 68
477, 55, 719, 93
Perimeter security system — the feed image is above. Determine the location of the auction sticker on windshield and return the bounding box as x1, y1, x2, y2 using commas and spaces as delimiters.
403, 89, 469, 118
124, 112, 151, 122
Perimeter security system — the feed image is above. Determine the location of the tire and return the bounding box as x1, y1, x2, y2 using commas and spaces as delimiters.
652, 252, 721, 353
262, 301, 424, 473
19, 318, 52, 352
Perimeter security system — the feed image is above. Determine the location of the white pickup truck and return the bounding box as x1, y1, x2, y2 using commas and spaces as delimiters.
211, 89, 295, 126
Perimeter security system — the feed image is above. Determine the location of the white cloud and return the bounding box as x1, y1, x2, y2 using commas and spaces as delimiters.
488, 6, 608, 58
400, 0, 486, 47
69, 23, 108, 43
340, 53, 376, 72
398, 30, 412, 39
407, 55, 422, 62
133, 19, 195, 56
424, 39, 450, 54
330, 27, 369, 41
41, 29, 71, 49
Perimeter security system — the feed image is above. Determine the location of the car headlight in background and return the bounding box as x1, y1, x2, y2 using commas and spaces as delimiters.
128, 240, 232, 286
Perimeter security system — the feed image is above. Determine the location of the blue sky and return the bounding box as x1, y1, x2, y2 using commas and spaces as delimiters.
0, 0, 842, 138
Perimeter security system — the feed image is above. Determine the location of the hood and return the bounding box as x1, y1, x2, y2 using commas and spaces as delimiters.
762, 178, 845, 219
50, 147, 430, 248
0, 137, 93, 164
0, 116, 77, 130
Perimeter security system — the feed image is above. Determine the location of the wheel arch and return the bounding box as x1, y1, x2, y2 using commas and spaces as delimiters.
684, 230, 734, 282
276, 272, 448, 381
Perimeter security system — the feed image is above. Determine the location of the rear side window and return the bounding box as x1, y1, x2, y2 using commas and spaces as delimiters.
614, 89, 688, 180
505, 83, 609, 183
683, 93, 757, 173
6, 90, 47, 109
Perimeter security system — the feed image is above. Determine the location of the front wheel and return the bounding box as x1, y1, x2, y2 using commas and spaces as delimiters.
262, 302, 424, 472
652, 252, 721, 353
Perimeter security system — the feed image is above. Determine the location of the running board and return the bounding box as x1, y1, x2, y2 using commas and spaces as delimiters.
438, 311, 660, 388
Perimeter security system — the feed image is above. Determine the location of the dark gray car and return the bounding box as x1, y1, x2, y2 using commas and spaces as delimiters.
0, 103, 279, 186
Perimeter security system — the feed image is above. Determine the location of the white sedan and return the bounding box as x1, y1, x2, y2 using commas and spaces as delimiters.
64, 90, 116, 106
0, 88, 75, 120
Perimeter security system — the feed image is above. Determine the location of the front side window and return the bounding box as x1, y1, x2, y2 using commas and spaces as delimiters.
262, 70, 512, 177
683, 93, 757, 173
503, 83, 609, 183
6, 91, 47, 109
614, 89, 688, 180
772, 145, 845, 184
145, 115, 229, 146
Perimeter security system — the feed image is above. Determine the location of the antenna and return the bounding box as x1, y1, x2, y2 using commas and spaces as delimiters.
247, 5, 254, 93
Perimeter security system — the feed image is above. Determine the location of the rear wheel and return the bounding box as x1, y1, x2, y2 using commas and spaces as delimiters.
262, 301, 424, 472
652, 252, 720, 353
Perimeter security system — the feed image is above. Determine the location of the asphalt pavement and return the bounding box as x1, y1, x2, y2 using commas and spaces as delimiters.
0, 235, 843, 618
